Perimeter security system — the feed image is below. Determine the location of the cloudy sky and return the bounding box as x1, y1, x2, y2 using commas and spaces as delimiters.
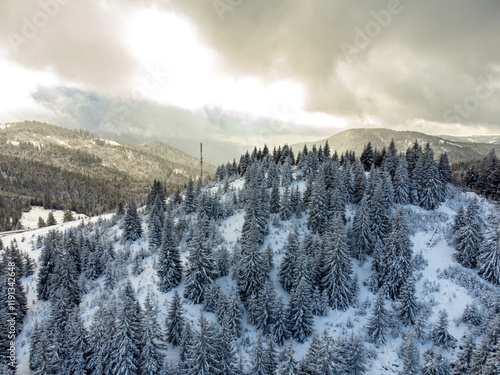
1, 0, 500, 163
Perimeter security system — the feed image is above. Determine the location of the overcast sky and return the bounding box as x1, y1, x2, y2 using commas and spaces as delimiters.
1, 0, 500, 162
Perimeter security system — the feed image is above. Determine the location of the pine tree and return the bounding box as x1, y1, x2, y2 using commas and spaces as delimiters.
253, 280, 277, 333
321, 216, 354, 310
419, 143, 442, 210
270, 177, 281, 214
280, 185, 293, 221
454, 198, 483, 268
470, 314, 500, 374
396, 274, 420, 326
165, 291, 185, 347
184, 177, 196, 214
453, 332, 476, 375
37, 231, 60, 300
249, 332, 268, 375
47, 211, 57, 226
217, 313, 239, 375
226, 289, 244, 339
352, 160, 367, 204
393, 156, 410, 205
278, 231, 300, 292
351, 195, 374, 260
157, 216, 182, 292
273, 296, 290, 346
184, 226, 219, 304
123, 202, 142, 242
64, 309, 88, 375
452, 205, 466, 236
63, 209, 74, 223
421, 347, 451, 375
478, 211, 500, 285
379, 206, 413, 299
140, 292, 165, 375
187, 312, 220, 375
399, 330, 420, 375
287, 276, 314, 343
366, 291, 390, 344
431, 310, 457, 350
278, 341, 298, 375
307, 170, 329, 234
360, 142, 375, 171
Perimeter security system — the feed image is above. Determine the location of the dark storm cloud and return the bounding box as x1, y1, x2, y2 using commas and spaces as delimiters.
0, 0, 138, 91
168, 0, 500, 128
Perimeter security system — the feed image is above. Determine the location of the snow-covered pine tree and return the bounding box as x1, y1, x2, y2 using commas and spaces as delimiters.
186, 312, 220, 375
478, 210, 500, 285
351, 194, 374, 261
365, 291, 390, 344
418, 143, 442, 210
287, 276, 314, 343
157, 215, 182, 293
279, 231, 300, 292
470, 313, 500, 374
277, 340, 298, 375
273, 296, 290, 346
248, 332, 267, 375
321, 216, 354, 310
379, 206, 413, 299
165, 290, 185, 347
140, 292, 165, 375
269, 177, 280, 214
351, 160, 367, 204
307, 169, 329, 235
237, 216, 267, 302
421, 347, 452, 375
396, 273, 420, 326
399, 330, 420, 375
453, 332, 476, 375
360, 142, 375, 171
183, 224, 219, 304
431, 310, 457, 350
216, 313, 239, 375
253, 280, 277, 333
393, 156, 410, 205
183, 177, 196, 214
62, 309, 88, 375
280, 185, 293, 221
37, 230, 61, 300
123, 202, 142, 242
454, 198, 483, 268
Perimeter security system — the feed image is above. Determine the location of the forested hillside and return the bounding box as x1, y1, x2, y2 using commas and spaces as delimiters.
1, 138, 500, 374
0, 121, 215, 229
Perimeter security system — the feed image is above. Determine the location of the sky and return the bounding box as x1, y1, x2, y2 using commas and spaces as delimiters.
1, 0, 500, 163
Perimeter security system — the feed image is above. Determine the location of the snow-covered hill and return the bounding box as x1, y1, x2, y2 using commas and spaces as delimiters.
3, 147, 500, 374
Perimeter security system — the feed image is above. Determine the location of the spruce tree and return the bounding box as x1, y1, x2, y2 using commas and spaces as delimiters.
421, 347, 451, 375
379, 206, 413, 299
187, 312, 220, 375
157, 216, 182, 292
249, 332, 268, 375
396, 274, 420, 326
478, 211, 500, 285
123, 202, 142, 242
453, 332, 476, 375
419, 143, 442, 210
454, 198, 483, 268
366, 291, 390, 344
307, 169, 329, 235
351, 194, 374, 261
165, 291, 185, 346
287, 276, 314, 343
140, 292, 165, 375
279, 231, 300, 292
273, 296, 290, 346
393, 156, 410, 205
270, 177, 281, 214
321, 216, 354, 310
399, 330, 420, 375
431, 310, 457, 350
64, 309, 89, 375
278, 341, 298, 375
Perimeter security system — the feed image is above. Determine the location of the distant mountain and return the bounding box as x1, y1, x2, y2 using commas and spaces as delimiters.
0, 121, 215, 218
439, 134, 500, 145
292, 128, 500, 163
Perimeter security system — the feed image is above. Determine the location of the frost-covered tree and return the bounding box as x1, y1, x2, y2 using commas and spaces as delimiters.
470, 314, 500, 374
217, 313, 239, 375
140, 292, 165, 375
248, 332, 267, 375
157, 216, 182, 292
453, 332, 476, 375
351, 195, 374, 261
396, 274, 420, 326
165, 290, 185, 347
393, 156, 410, 205
269, 177, 280, 214
184, 225, 219, 304
418, 143, 442, 210
278, 341, 298, 375
183, 177, 196, 214
478, 211, 500, 285
287, 276, 314, 343
399, 330, 420, 375
307, 169, 329, 234
123, 202, 142, 242
379, 206, 413, 299
454, 198, 482, 268
421, 347, 451, 375
187, 312, 220, 375
280, 185, 293, 221
431, 310, 457, 350
321, 216, 354, 310
279, 231, 300, 292
366, 291, 390, 344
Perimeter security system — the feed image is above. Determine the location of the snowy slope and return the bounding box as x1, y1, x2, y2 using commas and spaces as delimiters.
5, 179, 499, 374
